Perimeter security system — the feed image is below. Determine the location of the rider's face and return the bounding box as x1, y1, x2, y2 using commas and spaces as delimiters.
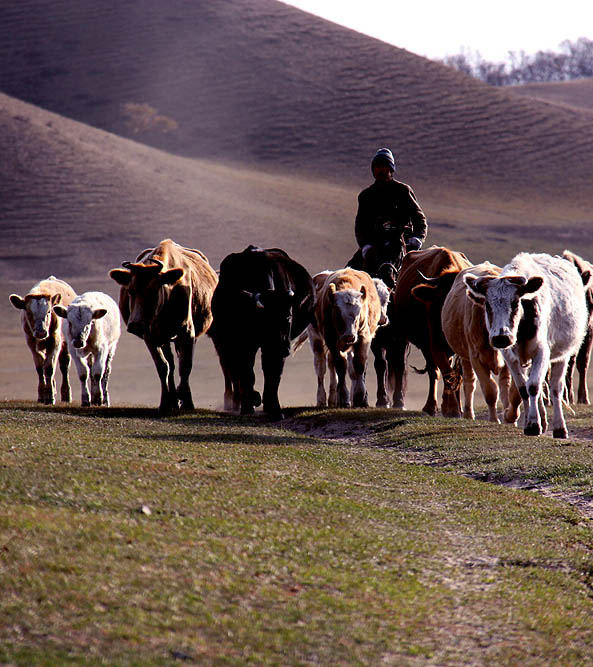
372, 164, 392, 182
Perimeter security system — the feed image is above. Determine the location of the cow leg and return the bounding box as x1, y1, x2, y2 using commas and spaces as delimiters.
522, 347, 550, 436
498, 363, 512, 412
372, 336, 389, 408
175, 335, 195, 411
330, 349, 350, 408
146, 341, 178, 414
58, 342, 72, 403
576, 330, 592, 404
460, 357, 477, 420
327, 353, 339, 408
71, 351, 91, 407
88, 353, 104, 406
238, 347, 259, 415
42, 343, 60, 405
350, 340, 370, 408
100, 348, 115, 407
565, 353, 576, 403
31, 345, 48, 403
310, 331, 328, 407
388, 338, 409, 410
471, 356, 500, 422
261, 348, 286, 421
549, 359, 569, 438
419, 352, 439, 416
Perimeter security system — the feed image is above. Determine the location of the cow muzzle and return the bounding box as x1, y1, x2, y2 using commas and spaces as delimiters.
33, 328, 49, 340
491, 334, 513, 349
127, 321, 146, 338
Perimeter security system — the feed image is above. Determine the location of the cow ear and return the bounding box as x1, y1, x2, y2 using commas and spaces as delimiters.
360, 285, 366, 300
580, 270, 592, 289
9, 294, 25, 310
53, 305, 68, 318
109, 268, 132, 286
463, 274, 487, 304
411, 283, 437, 304
519, 276, 543, 295
329, 283, 337, 298
93, 309, 108, 320
160, 268, 184, 285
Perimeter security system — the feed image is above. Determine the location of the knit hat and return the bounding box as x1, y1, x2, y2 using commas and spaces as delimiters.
371, 148, 396, 172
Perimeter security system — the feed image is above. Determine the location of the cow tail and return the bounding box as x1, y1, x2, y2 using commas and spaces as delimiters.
443, 356, 463, 394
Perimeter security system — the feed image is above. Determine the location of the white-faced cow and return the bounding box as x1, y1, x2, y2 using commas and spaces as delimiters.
561, 249, 593, 404
54, 291, 121, 407
314, 268, 383, 408
424, 262, 516, 422
109, 239, 218, 414
464, 252, 588, 438
9, 276, 77, 404
209, 245, 314, 421
303, 270, 390, 407
388, 246, 472, 416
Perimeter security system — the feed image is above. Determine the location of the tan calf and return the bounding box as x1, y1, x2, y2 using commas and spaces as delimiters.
10, 276, 77, 404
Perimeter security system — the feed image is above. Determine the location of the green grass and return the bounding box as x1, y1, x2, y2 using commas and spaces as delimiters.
1, 402, 593, 665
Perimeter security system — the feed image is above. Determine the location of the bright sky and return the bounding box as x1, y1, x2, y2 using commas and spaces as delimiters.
282, 0, 593, 62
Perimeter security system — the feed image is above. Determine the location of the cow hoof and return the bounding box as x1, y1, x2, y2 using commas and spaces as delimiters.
553, 428, 568, 439
240, 405, 255, 415
523, 423, 541, 436
252, 391, 262, 408
353, 394, 368, 408
267, 411, 284, 422
82, 401, 91, 407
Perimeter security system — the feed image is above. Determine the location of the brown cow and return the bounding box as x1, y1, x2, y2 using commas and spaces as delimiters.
420, 262, 517, 422
10, 276, 77, 404
562, 249, 593, 404
388, 246, 472, 416
109, 239, 218, 414
314, 268, 383, 408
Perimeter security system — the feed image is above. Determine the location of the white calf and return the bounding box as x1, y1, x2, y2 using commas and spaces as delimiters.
54, 292, 121, 407
464, 252, 588, 438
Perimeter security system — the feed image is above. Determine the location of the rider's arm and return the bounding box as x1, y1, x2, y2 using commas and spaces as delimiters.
354, 192, 375, 249
405, 186, 428, 243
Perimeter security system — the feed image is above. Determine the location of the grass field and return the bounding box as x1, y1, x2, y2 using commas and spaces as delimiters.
1, 402, 593, 665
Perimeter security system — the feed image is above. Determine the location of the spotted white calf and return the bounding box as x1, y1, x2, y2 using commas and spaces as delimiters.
9, 276, 77, 404
54, 291, 121, 407
464, 252, 588, 438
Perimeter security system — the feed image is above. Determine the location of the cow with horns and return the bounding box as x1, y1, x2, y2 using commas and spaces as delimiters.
388, 246, 472, 416
463, 252, 590, 438
109, 239, 218, 414
209, 245, 314, 421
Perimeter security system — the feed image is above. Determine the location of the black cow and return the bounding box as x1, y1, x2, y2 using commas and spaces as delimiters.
209, 245, 315, 421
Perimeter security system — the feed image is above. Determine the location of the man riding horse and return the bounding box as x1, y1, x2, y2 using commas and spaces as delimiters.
348, 148, 427, 286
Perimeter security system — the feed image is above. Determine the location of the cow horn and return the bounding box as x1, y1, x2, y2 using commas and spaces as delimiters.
147, 258, 164, 271
287, 288, 295, 298
417, 270, 439, 283
254, 293, 265, 309
122, 261, 133, 269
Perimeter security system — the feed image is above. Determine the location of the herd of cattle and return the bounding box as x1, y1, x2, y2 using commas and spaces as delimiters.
9, 238, 593, 439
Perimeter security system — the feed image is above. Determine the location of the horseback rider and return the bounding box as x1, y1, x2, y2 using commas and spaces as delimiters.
349, 148, 427, 276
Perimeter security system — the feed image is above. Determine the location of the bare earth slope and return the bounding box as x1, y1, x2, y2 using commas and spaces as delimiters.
1, 0, 592, 205
510, 78, 593, 116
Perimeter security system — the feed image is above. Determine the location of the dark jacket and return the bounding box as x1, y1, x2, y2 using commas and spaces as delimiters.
354, 179, 427, 249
